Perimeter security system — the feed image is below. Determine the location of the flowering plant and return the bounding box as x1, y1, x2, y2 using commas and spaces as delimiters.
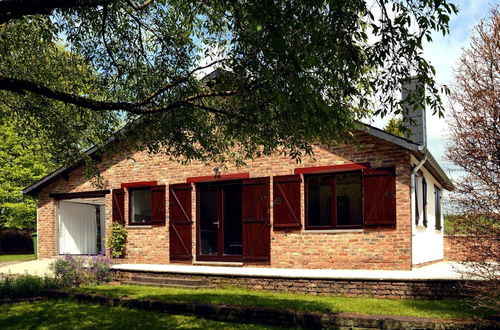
87, 254, 113, 283
50, 254, 113, 287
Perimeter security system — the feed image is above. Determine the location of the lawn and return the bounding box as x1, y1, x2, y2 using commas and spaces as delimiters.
0, 299, 285, 330
0, 254, 35, 263
71, 284, 492, 320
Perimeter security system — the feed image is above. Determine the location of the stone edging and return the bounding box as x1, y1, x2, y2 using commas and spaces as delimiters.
0, 296, 46, 306
40, 290, 492, 329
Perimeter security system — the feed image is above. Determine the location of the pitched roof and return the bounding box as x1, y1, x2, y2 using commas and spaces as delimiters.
22, 123, 453, 196
362, 124, 453, 190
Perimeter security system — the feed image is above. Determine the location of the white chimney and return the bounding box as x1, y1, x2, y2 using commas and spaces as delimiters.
402, 78, 426, 146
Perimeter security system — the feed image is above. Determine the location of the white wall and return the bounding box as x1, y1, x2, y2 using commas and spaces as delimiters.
411, 155, 444, 265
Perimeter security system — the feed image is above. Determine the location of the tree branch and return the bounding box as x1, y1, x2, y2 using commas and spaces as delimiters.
185, 101, 258, 125
124, 0, 153, 11
138, 90, 236, 114
0, 0, 111, 24
101, 4, 119, 70
0, 75, 235, 115
137, 58, 229, 105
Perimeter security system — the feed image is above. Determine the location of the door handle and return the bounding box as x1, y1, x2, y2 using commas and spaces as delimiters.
213, 221, 219, 229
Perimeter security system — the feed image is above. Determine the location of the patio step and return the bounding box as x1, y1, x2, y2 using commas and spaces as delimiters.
123, 275, 209, 288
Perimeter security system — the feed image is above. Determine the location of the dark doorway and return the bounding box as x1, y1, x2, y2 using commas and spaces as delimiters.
197, 181, 243, 261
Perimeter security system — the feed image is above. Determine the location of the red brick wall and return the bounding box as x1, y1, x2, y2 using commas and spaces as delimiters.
444, 236, 466, 261
36, 132, 413, 270
444, 235, 499, 262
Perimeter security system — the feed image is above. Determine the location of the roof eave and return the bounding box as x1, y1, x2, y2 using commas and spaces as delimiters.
412, 148, 454, 191
22, 136, 116, 197
362, 124, 453, 191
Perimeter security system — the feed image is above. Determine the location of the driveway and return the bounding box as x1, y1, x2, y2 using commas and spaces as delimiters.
0, 258, 55, 277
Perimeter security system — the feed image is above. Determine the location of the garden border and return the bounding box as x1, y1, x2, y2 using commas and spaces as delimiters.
0, 296, 46, 306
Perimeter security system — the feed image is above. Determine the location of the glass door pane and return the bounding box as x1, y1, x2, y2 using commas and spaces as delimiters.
222, 183, 242, 256
199, 185, 218, 255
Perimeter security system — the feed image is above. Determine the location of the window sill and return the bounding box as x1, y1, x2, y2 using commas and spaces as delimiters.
126, 225, 152, 229
302, 229, 363, 234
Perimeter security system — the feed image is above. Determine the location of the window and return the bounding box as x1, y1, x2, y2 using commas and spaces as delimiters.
422, 176, 428, 227
434, 186, 442, 230
307, 175, 332, 227
415, 170, 426, 226
414, 173, 419, 225
129, 187, 152, 224
306, 172, 362, 229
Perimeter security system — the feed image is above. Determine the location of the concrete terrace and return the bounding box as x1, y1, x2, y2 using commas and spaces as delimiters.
112, 261, 476, 281
0, 259, 484, 280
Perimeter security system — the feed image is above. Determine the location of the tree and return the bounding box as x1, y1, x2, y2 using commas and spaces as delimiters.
0, 0, 457, 166
446, 7, 499, 311
384, 116, 404, 137
0, 23, 120, 229
0, 17, 120, 168
0, 110, 55, 230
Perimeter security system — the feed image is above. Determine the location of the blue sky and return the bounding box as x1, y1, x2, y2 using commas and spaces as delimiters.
371, 0, 496, 179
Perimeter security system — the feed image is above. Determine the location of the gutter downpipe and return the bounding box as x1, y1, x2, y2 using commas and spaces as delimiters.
411, 154, 427, 214
411, 155, 427, 188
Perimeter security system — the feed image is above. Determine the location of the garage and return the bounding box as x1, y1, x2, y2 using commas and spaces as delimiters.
57, 197, 105, 255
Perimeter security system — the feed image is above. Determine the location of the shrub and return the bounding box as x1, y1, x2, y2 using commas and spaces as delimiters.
0, 274, 60, 298
88, 254, 113, 284
108, 223, 127, 258
50, 254, 113, 287
50, 255, 86, 287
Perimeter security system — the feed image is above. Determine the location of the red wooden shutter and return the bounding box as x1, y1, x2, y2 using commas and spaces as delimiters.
363, 167, 396, 228
273, 175, 301, 229
151, 185, 166, 225
112, 188, 125, 225
242, 177, 270, 263
169, 183, 193, 261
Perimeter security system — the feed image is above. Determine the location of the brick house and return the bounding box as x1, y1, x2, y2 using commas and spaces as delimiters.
23, 100, 452, 270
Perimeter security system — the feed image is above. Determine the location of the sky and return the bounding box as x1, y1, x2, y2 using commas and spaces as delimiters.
370, 0, 496, 180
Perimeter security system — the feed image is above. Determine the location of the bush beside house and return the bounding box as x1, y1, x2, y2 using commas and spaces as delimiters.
50, 255, 113, 287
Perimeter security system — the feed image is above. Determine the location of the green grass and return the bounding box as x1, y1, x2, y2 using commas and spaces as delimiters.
0, 299, 284, 329
0, 254, 35, 263
71, 284, 492, 320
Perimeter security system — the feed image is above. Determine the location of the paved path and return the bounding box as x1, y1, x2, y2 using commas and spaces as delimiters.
113, 261, 477, 280
0, 259, 55, 276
